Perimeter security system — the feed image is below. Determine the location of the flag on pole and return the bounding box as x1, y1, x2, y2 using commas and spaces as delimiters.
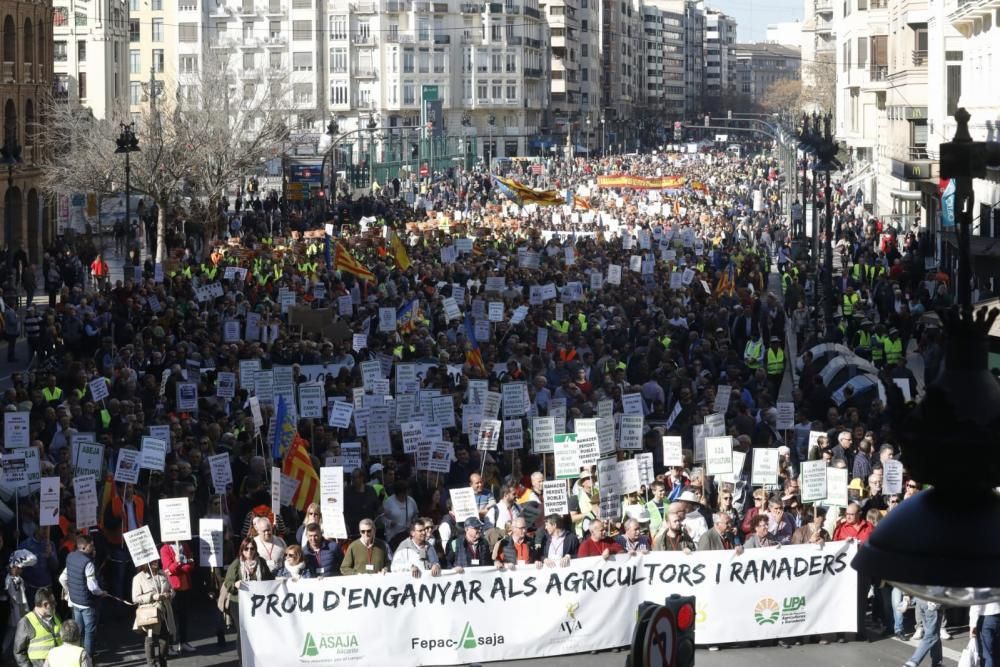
282, 436, 319, 511
333, 242, 376, 282
389, 231, 411, 270
464, 314, 486, 374
397, 298, 425, 334
272, 394, 296, 460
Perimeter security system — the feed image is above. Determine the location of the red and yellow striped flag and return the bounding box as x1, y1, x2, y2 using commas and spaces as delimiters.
334, 242, 376, 282
282, 435, 319, 511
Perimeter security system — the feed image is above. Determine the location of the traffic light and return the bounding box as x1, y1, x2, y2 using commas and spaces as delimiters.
626, 595, 695, 667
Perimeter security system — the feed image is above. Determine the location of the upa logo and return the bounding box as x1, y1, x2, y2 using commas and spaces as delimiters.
411, 622, 505, 650
753, 598, 781, 625
560, 602, 583, 635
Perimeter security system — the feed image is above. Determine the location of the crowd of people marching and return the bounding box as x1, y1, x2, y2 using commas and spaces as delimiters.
0, 141, 981, 667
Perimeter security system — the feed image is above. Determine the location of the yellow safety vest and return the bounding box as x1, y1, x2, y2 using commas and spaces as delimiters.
871, 335, 884, 361
884, 337, 903, 364
42, 387, 63, 403
659, 335, 671, 350
766, 348, 785, 376
550, 320, 570, 334
857, 330, 871, 350
851, 264, 865, 280
25, 612, 62, 662
744, 340, 763, 369
41, 644, 86, 667
842, 293, 859, 316
577, 313, 588, 332
782, 273, 792, 293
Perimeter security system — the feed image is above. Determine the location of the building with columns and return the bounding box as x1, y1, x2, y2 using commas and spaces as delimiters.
0, 0, 54, 260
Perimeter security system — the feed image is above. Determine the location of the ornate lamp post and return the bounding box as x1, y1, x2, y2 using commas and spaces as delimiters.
114, 122, 140, 243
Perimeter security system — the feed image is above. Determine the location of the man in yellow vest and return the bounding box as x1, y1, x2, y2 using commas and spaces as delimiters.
40, 620, 87, 667
854, 320, 875, 360
842, 286, 860, 318
883, 327, 904, 366
13, 587, 62, 666
766, 336, 785, 396
744, 333, 764, 371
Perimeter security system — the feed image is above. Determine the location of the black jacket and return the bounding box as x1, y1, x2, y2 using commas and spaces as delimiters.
446, 537, 491, 568
533, 530, 581, 561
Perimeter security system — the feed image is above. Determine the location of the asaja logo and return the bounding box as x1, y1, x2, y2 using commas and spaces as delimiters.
754, 598, 781, 625
411, 622, 505, 650
301, 633, 318, 657
300, 631, 360, 660
459, 622, 478, 649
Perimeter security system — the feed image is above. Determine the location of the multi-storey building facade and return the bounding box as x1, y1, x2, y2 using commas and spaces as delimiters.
53, 0, 128, 117
733, 42, 800, 105
801, 0, 835, 113
703, 8, 735, 110
1, 0, 53, 258
128, 0, 176, 118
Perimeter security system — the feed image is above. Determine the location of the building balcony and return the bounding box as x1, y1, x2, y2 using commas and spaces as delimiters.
814, 17, 832, 33
525, 37, 542, 47
385, 0, 406, 10
352, 1, 377, 10
266, 3, 286, 15
460, 33, 482, 43
434, 33, 451, 43
506, 35, 522, 44
460, 2, 481, 11
434, 2, 449, 10
949, 0, 996, 34
505, 4, 520, 12
23, 63, 31, 83
912, 49, 927, 66
524, 67, 543, 77
891, 147, 935, 180
2, 62, 14, 83
352, 65, 377, 77
489, 2, 502, 11
870, 64, 888, 81
815, 0, 833, 13
524, 5, 540, 17
352, 34, 377, 45
265, 35, 287, 46
241, 67, 260, 79
414, 0, 430, 10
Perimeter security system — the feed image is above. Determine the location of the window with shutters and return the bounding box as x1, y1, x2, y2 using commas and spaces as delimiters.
152, 18, 163, 41
330, 48, 347, 72
180, 55, 198, 73
292, 20, 312, 40
330, 81, 348, 105
329, 16, 347, 40
946, 64, 961, 115
857, 37, 867, 68
293, 0, 310, 8
293, 83, 312, 103
268, 52, 280, 69
179, 23, 197, 41
153, 49, 164, 72
292, 52, 312, 70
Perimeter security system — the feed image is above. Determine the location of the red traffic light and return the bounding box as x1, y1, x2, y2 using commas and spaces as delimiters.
676, 603, 695, 631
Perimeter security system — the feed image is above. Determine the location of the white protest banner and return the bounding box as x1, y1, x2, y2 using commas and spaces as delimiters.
553, 433, 580, 479
320, 467, 345, 520
636, 453, 655, 486
39, 477, 60, 527
542, 480, 569, 516
140, 437, 167, 471
236, 545, 858, 660
450, 487, 479, 524
776, 402, 795, 431
209, 453, 233, 494
826, 467, 849, 507
401, 421, 423, 454
808, 431, 826, 452
89, 377, 109, 403
618, 415, 644, 451
607, 264, 622, 285
280, 473, 300, 506
217, 372, 237, 401
159, 497, 192, 542
723, 451, 747, 485
123, 526, 159, 567
366, 408, 392, 457
3, 412, 29, 449
502, 420, 523, 451
597, 458, 620, 498
621, 393, 644, 416
432, 396, 456, 430
272, 467, 281, 515
617, 459, 641, 495
328, 401, 354, 429
114, 448, 141, 485
379, 308, 397, 333
199, 518, 224, 568
662, 436, 684, 468
176, 383, 198, 411
714, 385, 732, 414
73, 475, 98, 529
501, 383, 528, 418
705, 437, 733, 476
488, 302, 504, 323
532, 417, 555, 454
596, 418, 615, 456
751, 448, 780, 486
298, 383, 325, 419
476, 420, 502, 452
800, 460, 828, 503
883, 459, 904, 495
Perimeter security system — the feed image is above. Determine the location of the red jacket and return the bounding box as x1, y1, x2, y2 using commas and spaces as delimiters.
833, 519, 874, 543
577, 537, 623, 559
160, 542, 195, 591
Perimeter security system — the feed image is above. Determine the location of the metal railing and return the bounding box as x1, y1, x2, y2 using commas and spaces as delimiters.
908, 145, 930, 160
912, 50, 927, 65
870, 64, 888, 80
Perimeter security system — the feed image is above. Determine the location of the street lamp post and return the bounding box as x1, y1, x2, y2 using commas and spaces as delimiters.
366, 112, 377, 187
326, 116, 339, 209
814, 113, 841, 331
487, 115, 496, 169
586, 116, 591, 156
601, 116, 606, 157
114, 122, 140, 247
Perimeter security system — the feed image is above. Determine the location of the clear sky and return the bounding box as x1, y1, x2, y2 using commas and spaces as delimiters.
706, 0, 804, 43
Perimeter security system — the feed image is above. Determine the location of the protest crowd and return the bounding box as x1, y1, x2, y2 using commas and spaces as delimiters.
0, 141, 982, 667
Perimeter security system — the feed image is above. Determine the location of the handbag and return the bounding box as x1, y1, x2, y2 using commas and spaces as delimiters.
135, 603, 161, 629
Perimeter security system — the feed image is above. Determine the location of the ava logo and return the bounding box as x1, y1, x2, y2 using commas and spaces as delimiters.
754, 598, 781, 625
459, 622, 478, 649
560, 602, 583, 635
301, 633, 319, 657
